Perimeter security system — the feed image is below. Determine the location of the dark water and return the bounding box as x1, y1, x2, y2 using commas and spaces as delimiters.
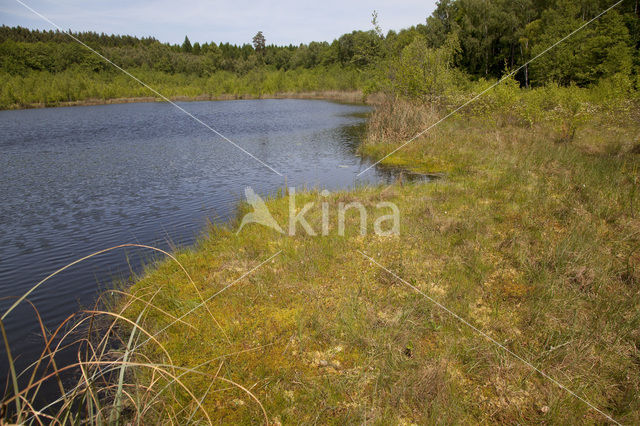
0, 99, 392, 384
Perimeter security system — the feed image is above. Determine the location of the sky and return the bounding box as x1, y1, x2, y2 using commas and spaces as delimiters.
1, 0, 438, 46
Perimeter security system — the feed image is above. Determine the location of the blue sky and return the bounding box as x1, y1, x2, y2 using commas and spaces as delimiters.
1, 0, 437, 46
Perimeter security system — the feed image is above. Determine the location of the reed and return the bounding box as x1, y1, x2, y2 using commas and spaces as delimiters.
0, 244, 266, 424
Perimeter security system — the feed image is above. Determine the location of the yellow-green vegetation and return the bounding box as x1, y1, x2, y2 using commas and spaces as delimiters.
0, 66, 370, 109
360, 74, 638, 172
115, 92, 640, 423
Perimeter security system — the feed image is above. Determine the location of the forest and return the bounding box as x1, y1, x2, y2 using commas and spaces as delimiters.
1, 0, 639, 108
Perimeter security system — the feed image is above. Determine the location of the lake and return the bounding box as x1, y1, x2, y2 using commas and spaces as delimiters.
0, 99, 392, 384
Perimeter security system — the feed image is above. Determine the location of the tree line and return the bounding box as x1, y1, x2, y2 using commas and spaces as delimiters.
1, 0, 639, 104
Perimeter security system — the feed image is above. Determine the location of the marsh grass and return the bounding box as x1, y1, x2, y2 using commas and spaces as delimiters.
111, 97, 638, 423
0, 244, 267, 424
2, 90, 640, 423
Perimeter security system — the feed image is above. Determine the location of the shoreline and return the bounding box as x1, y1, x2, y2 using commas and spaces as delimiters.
2, 90, 383, 111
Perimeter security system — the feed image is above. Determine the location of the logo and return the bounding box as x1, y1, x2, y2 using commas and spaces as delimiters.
237, 187, 400, 236
236, 187, 284, 234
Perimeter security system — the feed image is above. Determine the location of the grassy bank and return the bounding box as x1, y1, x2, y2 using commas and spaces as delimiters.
0, 66, 374, 110
97, 94, 640, 423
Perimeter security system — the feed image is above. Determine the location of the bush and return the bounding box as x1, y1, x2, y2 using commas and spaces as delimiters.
384, 33, 461, 102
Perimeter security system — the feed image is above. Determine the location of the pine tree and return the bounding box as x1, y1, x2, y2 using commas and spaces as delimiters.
182, 35, 192, 53
252, 31, 266, 54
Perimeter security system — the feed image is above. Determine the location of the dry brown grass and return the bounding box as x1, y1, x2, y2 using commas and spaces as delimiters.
363, 95, 441, 144
9, 91, 377, 111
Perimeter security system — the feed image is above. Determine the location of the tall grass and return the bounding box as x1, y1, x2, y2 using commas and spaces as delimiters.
365, 74, 638, 150
0, 244, 267, 424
